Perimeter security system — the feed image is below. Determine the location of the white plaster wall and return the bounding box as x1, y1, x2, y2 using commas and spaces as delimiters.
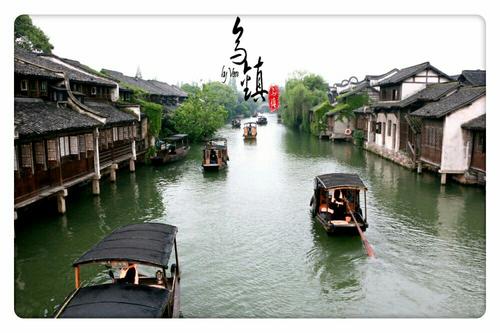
123, 105, 141, 120
374, 113, 399, 151
440, 95, 486, 173
401, 82, 426, 99
375, 113, 386, 146
333, 118, 350, 135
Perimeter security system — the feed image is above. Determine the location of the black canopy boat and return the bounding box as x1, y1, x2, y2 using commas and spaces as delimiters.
310, 173, 368, 235
231, 118, 241, 128
55, 223, 181, 318
150, 134, 190, 165
256, 115, 268, 125
202, 137, 229, 171
243, 122, 257, 140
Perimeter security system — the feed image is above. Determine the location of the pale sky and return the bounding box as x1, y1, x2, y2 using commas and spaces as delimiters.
31, 16, 485, 89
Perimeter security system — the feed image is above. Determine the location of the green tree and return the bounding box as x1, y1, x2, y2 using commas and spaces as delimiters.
281, 72, 328, 132
202, 82, 238, 119
171, 90, 228, 142
180, 83, 201, 96
14, 15, 54, 53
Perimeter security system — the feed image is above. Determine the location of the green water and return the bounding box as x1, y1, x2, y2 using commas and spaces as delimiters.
14, 113, 486, 318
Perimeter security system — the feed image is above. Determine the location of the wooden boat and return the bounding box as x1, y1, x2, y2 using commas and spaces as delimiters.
202, 137, 229, 171
309, 173, 368, 235
150, 134, 190, 165
243, 122, 257, 140
256, 115, 268, 125
231, 118, 241, 128
55, 223, 181, 318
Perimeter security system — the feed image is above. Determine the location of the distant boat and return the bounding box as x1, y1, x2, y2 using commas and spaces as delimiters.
256, 115, 268, 125
252, 111, 258, 117
55, 223, 181, 318
150, 134, 190, 165
202, 137, 229, 171
243, 122, 257, 140
231, 118, 241, 128
310, 173, 369, 235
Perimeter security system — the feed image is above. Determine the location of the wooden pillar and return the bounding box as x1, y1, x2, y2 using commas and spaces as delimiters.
93, 129, 101, 179
57, 189, 68, 214
129, 158, 135, 172
417, 161, 422, 174
440, 173, 447, 185
110, 163, 118, 182
92, 177, 100, 195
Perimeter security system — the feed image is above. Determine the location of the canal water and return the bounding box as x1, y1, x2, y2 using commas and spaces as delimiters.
14, 113, 485, 318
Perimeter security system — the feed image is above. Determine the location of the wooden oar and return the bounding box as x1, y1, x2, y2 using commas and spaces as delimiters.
345, 200, 375, 258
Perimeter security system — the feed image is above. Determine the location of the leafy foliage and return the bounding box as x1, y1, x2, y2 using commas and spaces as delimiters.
310, 101, 334, 136
14, 15, 54, 53
136, 99, 163, 138
281, 72, 329, 132
332, 93, 369, 122
171, 90, 228, 142
353, 129, 365, 146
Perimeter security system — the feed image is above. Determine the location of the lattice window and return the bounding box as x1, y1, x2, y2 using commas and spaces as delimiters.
123, 126, 129, 140
113, 127, 118, 141
34, 141, 45, 165
79, 135, 86, 153
118, 127, 124, 141
70, 136, 79, 155
47, 140, 57, 161
14, 145, 18, 171
21, 144, 32, 168
107, 129, 113, 144
85, 134, 94, 151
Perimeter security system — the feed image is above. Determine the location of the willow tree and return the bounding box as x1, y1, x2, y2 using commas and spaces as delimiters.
281, 72, 328, 132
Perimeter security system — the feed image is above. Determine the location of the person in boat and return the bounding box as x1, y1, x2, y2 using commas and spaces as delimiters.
330, 190, 347, 220
119, 262, 139, 284
210, 149, 217, 164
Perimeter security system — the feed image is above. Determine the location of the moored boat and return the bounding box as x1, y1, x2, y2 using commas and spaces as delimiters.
309, 173, 368, 235
243, 122, 257, 140
55, 223, 181, 318
202, 137, 229, 171
150, 134, 190, 165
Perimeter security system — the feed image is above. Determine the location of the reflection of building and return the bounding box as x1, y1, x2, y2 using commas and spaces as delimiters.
14, 48, 144, 216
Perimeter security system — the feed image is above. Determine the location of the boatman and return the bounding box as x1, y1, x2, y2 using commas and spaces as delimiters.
119, 262, 139, 284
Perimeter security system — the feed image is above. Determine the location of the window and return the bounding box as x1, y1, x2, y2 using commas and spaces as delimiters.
113, 127, 118, 141
59, 137, 69, 157
14, 145, 18, 171
70, 136, 79, 155
392, 89, 399, 100
388, 120, 392, 136
85, 134, 94, 151
118, 127, 124, 141
132, 125, 137, 138
21, 144, 33, 168
47, 140, 57, 161
20, 80, 28, 91
34, 141, 45, 165
79, 135, 86, 153
106, 129, 113, 144
123, 126, 129, 140
40, 81, 47, 92
375, 122, 382, 134
91, 86, 97, 95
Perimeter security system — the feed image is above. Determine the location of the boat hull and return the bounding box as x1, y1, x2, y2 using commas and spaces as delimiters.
313, 211, 368, 235
150, 147, 190, 165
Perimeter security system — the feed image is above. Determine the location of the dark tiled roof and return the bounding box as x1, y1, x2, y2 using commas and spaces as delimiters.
460, 70, 486, 86
337, 80, 376, 99
148, 80, 187, 97
15, 47, 116, 87
84, 100, 136, 125
365, 68, 399, 81
411, 86, 486, 118
14, 59, 63, 80
372, 82, 460, 109
378, 62, 451, 86
102, 69, 187, 97
462, 114, 486, 130
15, 98, 100, 138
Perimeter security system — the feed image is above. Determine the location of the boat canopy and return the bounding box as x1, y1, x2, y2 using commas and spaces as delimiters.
166, 134, 188, 141
73, 223, 178, 268
59, 284, 169, 318
244, 122, 256, 125
315, 173, 367, 190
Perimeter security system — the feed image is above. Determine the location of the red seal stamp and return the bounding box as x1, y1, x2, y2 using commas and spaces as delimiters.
268, 85, 280, 112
